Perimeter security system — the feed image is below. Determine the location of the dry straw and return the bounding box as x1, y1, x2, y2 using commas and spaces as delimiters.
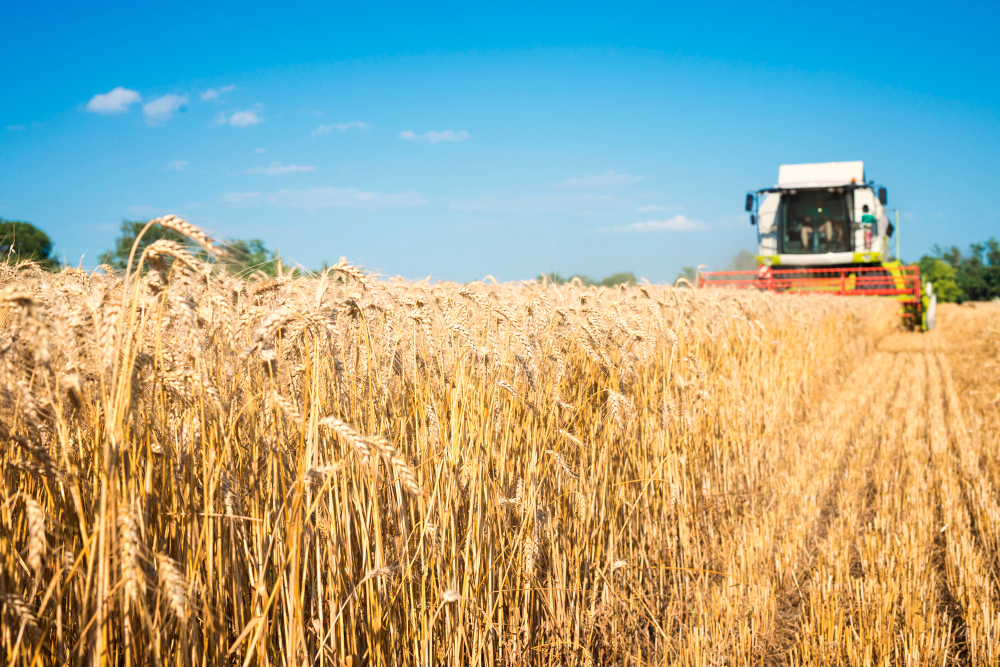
2, 220, 994, 665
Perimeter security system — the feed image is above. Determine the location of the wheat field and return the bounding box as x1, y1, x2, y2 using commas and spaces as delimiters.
1, 218, 998, 665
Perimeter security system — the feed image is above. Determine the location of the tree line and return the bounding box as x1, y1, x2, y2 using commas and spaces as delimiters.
537, 271, 639, 287
5, 215, 643, 285
919, 239, 1000, 303
5, 216, 999, 300
1, 217, 284, 277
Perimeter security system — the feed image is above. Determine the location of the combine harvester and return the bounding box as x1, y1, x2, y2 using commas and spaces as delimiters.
699, 161, 936, 330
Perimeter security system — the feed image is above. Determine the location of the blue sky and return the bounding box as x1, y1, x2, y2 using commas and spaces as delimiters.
2, 1, 998, 281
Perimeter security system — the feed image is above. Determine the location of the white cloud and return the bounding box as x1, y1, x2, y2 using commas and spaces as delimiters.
225, 110, 261, 127
143, 94, 188, 125
166, 160, 188, 171
4, 124, 26, 131
425, 129, 469, 143
86, 87, 141, 114
399, 129, 469, 143
254, 148, 267, 153
556, 170, 644, 188
247, 162, 318, 175
200, 85, 236, 101
313, 121, 368, 136
220, 192, 262, 204
602, 215, 707, 233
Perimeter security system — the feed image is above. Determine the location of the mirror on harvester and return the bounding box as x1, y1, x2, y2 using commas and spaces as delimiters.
745, 194, 754, 211
750, 214, 756, 226
878, 187, 887, 205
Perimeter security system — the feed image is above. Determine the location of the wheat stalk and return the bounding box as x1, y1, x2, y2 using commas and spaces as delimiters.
23, 495, 46, 576
117, 504, 143, 606
2, 253, 970, 665
156, 553, 188, 623
151, 215, 221, 257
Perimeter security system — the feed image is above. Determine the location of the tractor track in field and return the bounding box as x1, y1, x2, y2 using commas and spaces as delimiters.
935, 349, 1000, 648
937, 352, 991, 559
744, 353, 902, 663
925, 353, 972, 666
709, 307, 1000, 665
766, 330, 991, 664
760, 352, 907, 660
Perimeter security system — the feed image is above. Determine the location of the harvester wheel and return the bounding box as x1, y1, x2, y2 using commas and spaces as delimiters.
901, 302, 922, 331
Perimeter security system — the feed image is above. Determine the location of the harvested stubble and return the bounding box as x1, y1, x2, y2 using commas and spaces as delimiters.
1, 219, 997, 665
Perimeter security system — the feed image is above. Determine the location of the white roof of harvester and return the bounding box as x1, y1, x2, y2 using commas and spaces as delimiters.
777, 161, 865, 188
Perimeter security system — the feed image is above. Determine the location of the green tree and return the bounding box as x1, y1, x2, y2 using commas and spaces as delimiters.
918, 256, 962, 302
960, 239, 1000, 301
0, 218, 60, 269
98, 219, 188, 270
675, 266, 697, 284
597, 272, 637, 287
986, 238, 1000, 300
926, 237, 1000, 302
100, 219, 282, 278
536, 271, 637, 287
223, 238, 280, 277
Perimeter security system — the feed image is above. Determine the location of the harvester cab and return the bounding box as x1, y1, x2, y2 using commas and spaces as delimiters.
700, 161, 935, 330
749, 161, 890, 267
